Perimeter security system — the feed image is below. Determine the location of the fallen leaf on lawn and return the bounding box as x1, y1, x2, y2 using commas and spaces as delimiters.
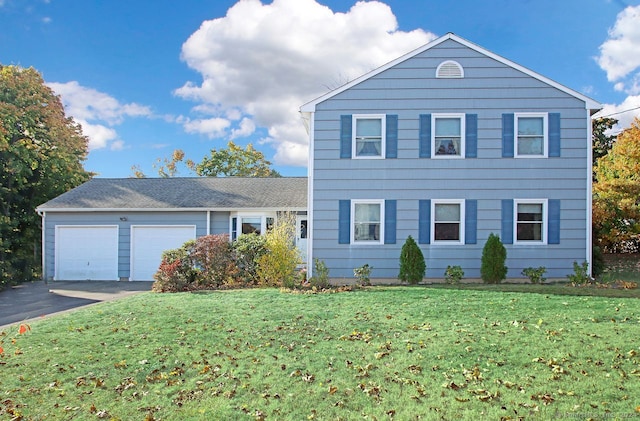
328, 385, 338, 395
0, 346, 3, 355
18, 324, 30, 335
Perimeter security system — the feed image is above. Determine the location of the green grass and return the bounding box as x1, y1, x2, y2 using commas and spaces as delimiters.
1, 287, 639, 420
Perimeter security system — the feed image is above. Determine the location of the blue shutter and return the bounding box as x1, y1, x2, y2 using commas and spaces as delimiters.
548, 199, 560, 244
386, 115, 398, 159
384, 200, 397, 244
501, 199, 514, 244
465, 114, 478, 158
418, 199, 431, 244
465, 199, 477, 244
548, 113, 561, 157
419, 114, 431, 158
502, 113, 514, 158
340, 115, 352, 159
338, 200, 351, 244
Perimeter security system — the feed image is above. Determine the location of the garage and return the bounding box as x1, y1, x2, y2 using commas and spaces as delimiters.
130, 225, 196, 281
55, 226, 119, 280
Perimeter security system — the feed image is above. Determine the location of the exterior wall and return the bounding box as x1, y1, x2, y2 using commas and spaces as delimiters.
311, 39, 590, 280
210, 211, 231, 235
43, 211, 209, 280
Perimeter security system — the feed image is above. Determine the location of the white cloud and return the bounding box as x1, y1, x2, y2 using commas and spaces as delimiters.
597, 5, 640, 88
47, 81, 153, 151
230, 117, 256, 139
182, 117, 231, 138
593, 95, 640, 132
175, 0, 435, 167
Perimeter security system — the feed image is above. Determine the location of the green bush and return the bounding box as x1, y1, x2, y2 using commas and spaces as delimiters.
480, 233, 507, 284
444, 265, 464, 284
398, 235, 426, 284
521, 266, 546, 284
592, 245, 605, 278
567, 261, 593, 285
309, 259, 330, 288
354, 264, 372, 286
257, 213, 301, 288
232, 233, 267, 285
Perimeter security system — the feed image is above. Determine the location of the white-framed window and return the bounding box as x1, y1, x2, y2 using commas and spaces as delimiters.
351, 200, 384, 244
432, 114, 465, 158
515, 113, 547, 158
353, 114, 385, 158
230, 213, 275, 241
514, 199, 547, 244
432, 199, 465, 244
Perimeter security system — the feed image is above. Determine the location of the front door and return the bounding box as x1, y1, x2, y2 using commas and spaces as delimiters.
295, 215, 308, 264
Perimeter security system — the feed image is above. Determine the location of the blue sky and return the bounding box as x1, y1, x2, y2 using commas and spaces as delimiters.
2, 0, 639, 178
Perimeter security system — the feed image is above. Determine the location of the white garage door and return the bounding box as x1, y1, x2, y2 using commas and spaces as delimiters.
130, 225, 196, 281
55, 226, 119, 281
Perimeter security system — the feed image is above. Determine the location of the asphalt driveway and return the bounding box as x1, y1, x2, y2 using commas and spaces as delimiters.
0, 281, 153, 330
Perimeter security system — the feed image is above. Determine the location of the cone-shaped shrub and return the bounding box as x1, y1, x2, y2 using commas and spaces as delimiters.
398, 235, 426, 284
480, 233, 507, 284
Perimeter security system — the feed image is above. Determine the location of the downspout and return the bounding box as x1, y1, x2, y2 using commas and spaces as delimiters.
586, 109, 594, 277
301, 110, 314, 277
37, 209, 46, 284
206, 210, 211, 235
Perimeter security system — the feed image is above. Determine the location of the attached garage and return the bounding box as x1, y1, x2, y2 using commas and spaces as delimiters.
130, 225, 196, 281
55, 225, 119, 280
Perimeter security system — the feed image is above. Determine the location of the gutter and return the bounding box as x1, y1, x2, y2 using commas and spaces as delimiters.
36, 209, 46, 283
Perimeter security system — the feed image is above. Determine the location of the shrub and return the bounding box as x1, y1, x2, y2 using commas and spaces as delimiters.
309, 259, 330, 288
398, 235, 426, 284
521, 266, 546, 284
257, 213, 301, 288
592, 245, 605, 278
354, 264, 372, 286
567, 261, 593, 285
444, 265, 464, 284
480, 233, 507, 284
191, 234, 238, 288
152, 244, 197, 292
232, 233, 267, 285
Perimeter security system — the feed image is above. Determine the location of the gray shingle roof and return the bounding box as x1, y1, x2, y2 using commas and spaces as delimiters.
37, 177, 307, 210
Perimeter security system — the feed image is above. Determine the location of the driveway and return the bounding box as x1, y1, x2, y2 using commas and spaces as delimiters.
0, 281, 153, 330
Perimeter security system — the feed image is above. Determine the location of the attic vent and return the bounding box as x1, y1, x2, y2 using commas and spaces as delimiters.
436, 60, 464, 78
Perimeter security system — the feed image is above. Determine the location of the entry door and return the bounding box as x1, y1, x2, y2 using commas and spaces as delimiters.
295, 216, 308, 264
55, 226, 119, 280
130, 225, 196, 281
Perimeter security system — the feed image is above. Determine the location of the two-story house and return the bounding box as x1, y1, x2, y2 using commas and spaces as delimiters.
300, 33, 601, 281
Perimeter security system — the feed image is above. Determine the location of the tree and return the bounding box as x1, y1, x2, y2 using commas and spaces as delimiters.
1, 65, 91, 285
592, 117, 618, 167
398, 235, 426, 284
480, 233, 507, 283
593, 117, 640, 252
196, 141, 281, 177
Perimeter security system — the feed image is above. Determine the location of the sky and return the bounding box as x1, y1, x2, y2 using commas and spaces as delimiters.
1, 0, 640, 178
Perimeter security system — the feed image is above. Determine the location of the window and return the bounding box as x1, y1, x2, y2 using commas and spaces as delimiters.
353, 115, 385, 158
515, 113, 547, 157
432, 200, 465, 244
230, 213, 276, 240
515, 199, 547, 244
432, 114, 465, 158
352, 200, 384, 244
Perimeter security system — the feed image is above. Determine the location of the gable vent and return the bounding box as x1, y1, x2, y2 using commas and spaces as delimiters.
436, 60, 464, 78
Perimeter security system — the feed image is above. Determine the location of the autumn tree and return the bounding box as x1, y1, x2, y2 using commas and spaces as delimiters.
195, 141, 280, 177
593, 117, 640, 252
592, 117, 618, 166
0, 65, 91, 285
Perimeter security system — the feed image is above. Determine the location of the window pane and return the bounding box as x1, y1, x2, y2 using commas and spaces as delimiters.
435, 223, 460, 241
355, 203, 380, 222
242, 217, 261, 235
518, 117, 543, 135
517, 137, 543, 155
356, 139, 382, 156
435, 138, 460, 155
354, 223, 380, 241
356, 118, 381, 137
517, 222, 542, 241
435, 204, 460, 222
435, 118, 460, 136
518, 204, 543, 221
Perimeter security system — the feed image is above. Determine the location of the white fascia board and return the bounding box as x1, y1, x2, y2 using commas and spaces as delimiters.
36, 207, 308, 213
300, 33, 602, 113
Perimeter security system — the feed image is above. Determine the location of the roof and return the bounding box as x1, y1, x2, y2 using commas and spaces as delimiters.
37, 177, 308, 212
300, 33, 601, 113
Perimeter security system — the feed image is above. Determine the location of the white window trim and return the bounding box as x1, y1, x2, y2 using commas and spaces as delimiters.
431, 113, 465, 159
352, 114, 386, 159
229, 212, 277, 240
514, 113, 548, 158
431, 199, 465, 245
351, 199, 385, 245
514, 199, 548, 245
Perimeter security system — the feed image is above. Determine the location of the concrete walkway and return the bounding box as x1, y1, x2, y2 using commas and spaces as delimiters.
0, 281, 153, 330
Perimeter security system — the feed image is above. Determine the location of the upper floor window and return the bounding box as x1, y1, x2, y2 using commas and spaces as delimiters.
353, 115, 386, 158
515, 113, 548, 157
432, 199, 465, 244
515, 199, 547, 244
432, 114, 465, 158
436, 60, 464, 78
352, 200, 384, 244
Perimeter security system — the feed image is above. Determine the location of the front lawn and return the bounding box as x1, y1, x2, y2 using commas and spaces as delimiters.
1, 287, 639, 420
